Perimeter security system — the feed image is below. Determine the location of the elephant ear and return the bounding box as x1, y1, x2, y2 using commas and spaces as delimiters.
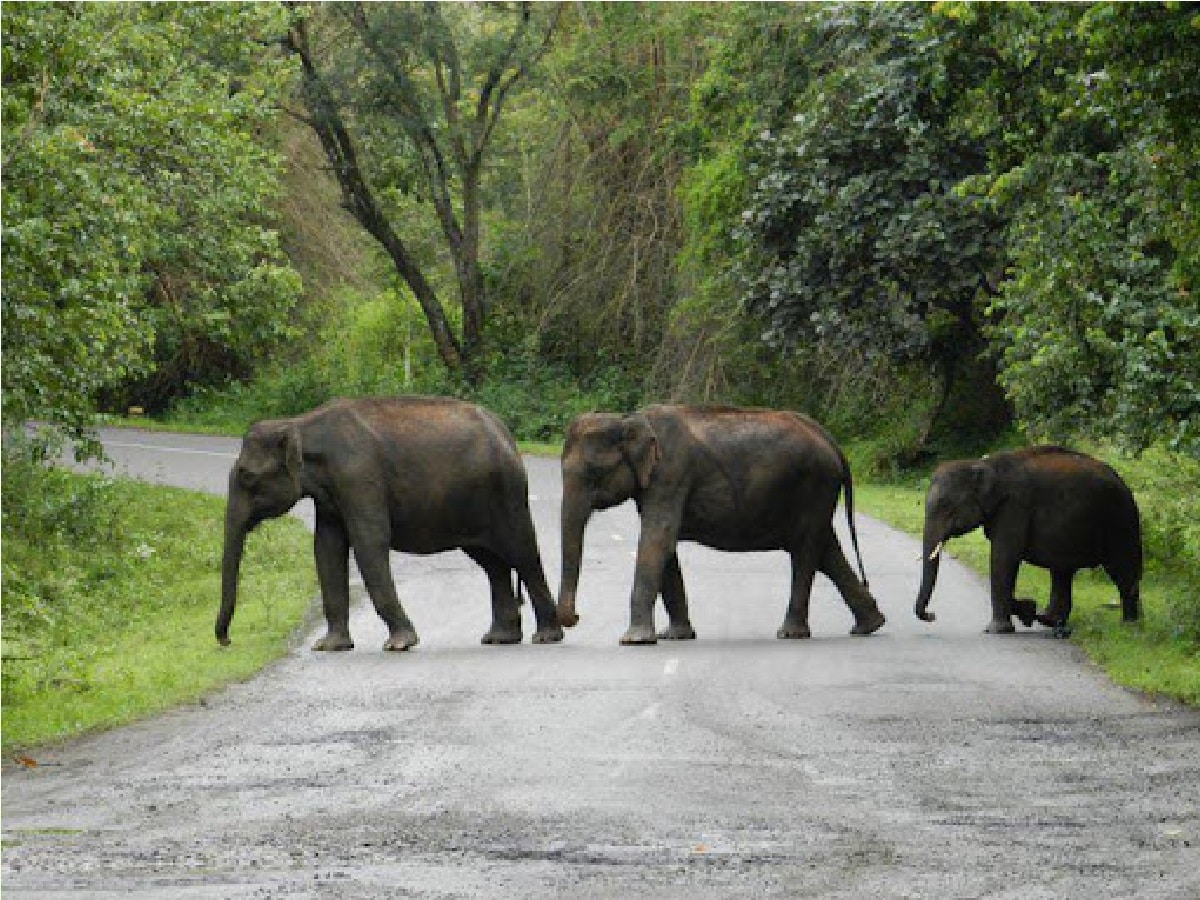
256, 422, 303, 492
972, 459, 1000, 515
621, 414, 660, 491
283, 426, 303, 488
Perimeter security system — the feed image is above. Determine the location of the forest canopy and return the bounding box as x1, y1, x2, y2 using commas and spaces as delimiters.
3, 1, 1197, 457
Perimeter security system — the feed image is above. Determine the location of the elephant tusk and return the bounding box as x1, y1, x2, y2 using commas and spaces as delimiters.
928, 541, 944, 561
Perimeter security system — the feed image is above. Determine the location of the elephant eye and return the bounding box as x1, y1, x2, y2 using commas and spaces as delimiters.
236, 466, 263, 489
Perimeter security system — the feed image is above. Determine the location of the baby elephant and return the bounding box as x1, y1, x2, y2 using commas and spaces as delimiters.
914, 446, 1141, 637
217, 396, 562, 651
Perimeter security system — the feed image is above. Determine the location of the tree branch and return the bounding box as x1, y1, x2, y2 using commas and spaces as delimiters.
284, 6, 464, 375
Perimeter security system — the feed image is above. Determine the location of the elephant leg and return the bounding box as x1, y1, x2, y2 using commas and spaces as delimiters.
622, 517, 677, 645
507, 524, 564, 644
1104, 561, 1141, 623
779, 534, 822, 639
1037, 569, 1075, 638
818, 528, 884, 636
312, 513, 354, 651
985, 540, 1021, 634
658, 553, 696, 640
467, 548, 523, 645
347, 521, 418, 651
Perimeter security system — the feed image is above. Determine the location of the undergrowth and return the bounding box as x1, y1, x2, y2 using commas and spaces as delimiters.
1, 455, 317, 753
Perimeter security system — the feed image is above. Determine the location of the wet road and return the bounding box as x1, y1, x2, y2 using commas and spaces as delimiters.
3, 428, 1198, 898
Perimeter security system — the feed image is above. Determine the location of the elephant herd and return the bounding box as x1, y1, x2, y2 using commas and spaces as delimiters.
217, 396, 1142, 652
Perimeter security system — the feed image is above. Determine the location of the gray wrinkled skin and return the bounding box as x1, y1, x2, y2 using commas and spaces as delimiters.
4, 430, 1198, 899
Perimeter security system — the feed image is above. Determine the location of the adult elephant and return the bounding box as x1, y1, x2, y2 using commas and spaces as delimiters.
914, 446, 1141, 637
216, 396, 563, 651
557, 405, 885, 644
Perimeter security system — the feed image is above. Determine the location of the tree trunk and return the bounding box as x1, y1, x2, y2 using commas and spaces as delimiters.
287, 14, 467, 381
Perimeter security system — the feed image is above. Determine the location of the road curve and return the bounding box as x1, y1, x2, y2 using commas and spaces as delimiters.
3, 427, 1197, 898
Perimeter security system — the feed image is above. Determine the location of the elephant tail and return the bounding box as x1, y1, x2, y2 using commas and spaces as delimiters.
840, 457, 870, 590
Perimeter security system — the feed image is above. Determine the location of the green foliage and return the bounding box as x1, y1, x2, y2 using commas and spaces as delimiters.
938, 2, 1200, 455
2, 460, 316, 751
161, 283, 641, 443
289, 2, 560, 381
164, 286, 436, 431
484, 2, 704, 387
734, 4, 1008, 445
470, 343, 643, 443
990, 166, 1200, 454
2, 2, 302, 436
1114, 446, 1200, 644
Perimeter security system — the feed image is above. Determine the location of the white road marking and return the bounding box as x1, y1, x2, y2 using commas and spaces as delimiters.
663, 658, 679, 676
106, 440, 237, 459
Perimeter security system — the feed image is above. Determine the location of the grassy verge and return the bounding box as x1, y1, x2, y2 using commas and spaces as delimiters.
855, 457, 1200, 706
2, 471, 317, 754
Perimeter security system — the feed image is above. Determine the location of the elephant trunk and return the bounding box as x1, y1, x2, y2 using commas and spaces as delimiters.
914, 524, 945, 623
557, 494, 591, 628
216, 489, 252, 646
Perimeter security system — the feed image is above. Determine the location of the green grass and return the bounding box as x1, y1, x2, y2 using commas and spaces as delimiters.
2, 473, 317, 754
855, 463, 1200, 707
97, 412, 239, 437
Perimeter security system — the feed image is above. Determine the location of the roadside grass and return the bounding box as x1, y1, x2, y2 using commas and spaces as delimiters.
98, 412, 237, 437
854, 451, 1200, 707
2, 472, 317, 754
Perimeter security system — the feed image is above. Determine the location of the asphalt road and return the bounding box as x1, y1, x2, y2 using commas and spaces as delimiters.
3, 427, 1198, 898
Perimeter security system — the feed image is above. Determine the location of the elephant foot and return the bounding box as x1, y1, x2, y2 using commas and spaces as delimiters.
532, 625, 565, 644
658, 622, 697, 641
851, 608, 886, 636
620, 626, 658, 646
1035, 612, 1073, 639
481, 626, 523, 645
1012, 599, 1038, 628
383, 629, 420, 651
984, 618, 1016, 635
777, 623, 812, 640
313, 632, 354, 651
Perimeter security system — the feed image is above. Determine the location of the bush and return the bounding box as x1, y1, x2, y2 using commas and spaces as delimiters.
163, 287, 648, 444
468, 343, 643, 443
1116, 446, 1200, 644
2, 448, 129, 679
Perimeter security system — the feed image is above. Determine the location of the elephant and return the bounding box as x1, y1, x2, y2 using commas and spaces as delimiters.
216, 396, 563, 651
914, 446, 1142, 638
557, 405, 885, 644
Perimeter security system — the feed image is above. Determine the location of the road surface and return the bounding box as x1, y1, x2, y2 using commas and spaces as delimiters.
3, 427, 1197, 898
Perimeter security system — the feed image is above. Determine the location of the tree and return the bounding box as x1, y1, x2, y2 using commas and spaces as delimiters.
735, 4, 1009, 444
2, 2, 302, 440
285, 2, 559, 384
942, 2, 1200, 454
